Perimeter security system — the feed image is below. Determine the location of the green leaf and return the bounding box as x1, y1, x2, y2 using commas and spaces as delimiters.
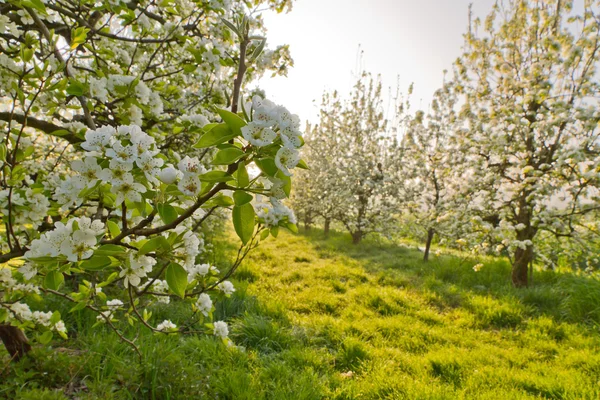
21, 47, 34, 62
45, 271, 64, 291
260, 229, 270, 240
69, 301, 88, 313
202, 123, 219, 132
212, 148, 245, 165
232, 203, 255, 245
98, 272, 119, 288
275, 171, 292, 197
138, 236, 170, 256
199, 171, 235, 183
0, 309, 8, 323
251, 38, 266, 61
107, 220, 120, 238
24, 0, 47, 15
193, 124, 237, 148
70, 27, 90, 50
38, 331, 53, 345
80, 256, 111, 271
297, 159, 309, 169
204, 194, 234, 207
95, 245, 127, 257
222, 18, 241, 37
285, 222, 299, 233
50, 311, 61, 325
166, 263, 187, 299
158, 203, 178, 225
236, 163, 250, 187
270, 226, 279, 238
216, 108, 246, 136
255, 158, 278, 177
66, 80, 85, 96
233, 191, 253, 206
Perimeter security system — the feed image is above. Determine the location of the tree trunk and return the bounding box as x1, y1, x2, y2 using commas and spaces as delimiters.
511, 195, 537, 288
0, 324, 31, 361
512, 244, 533, 288
324, 218, 331, 238
303, 212, 312, 232
423, 228, 435, 262
351, 231, 362, 244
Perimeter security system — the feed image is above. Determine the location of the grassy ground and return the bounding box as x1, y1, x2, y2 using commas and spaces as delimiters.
1, 228, 600, 399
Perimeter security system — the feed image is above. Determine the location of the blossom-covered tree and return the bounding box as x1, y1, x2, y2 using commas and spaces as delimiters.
400, 81, 464, 261
454, 0, 600, 287
291, 94, 342, 237
0, 0, 302, 360
296, 73, 399, 244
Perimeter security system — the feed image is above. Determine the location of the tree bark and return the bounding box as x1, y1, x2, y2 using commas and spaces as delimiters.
324, 218, 331, 238
423, 228, 435, 262
0, 324, 31, 361
351, 231, 362, 244
512, 244, 533, 288
511, 195, 537, 288
304, 221, 312, 232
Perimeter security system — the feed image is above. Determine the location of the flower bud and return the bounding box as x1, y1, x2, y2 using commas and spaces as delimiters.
158, 166, 178, 184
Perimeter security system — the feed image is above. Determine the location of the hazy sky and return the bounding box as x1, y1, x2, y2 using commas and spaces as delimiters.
256, 0, 497, 123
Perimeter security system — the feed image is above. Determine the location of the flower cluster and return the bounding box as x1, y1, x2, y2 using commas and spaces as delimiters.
54, 125, 169, 209
187, 263, 218, 282
255, 196, 297, 228
120, 253, 157, 288
243, 96, 303, 176
25, 217, 105, 262
177, 156, 207, 197
2, 300, 66, 335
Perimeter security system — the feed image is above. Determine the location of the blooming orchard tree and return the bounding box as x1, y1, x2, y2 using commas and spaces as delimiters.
399, 81, 465, 261
296, 73, 399, 244
454, 0, 600, 287
291, 93, 343, 237
0, 0, 302, 360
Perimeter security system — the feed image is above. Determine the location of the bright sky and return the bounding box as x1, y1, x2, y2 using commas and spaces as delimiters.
256, 0, 497, 124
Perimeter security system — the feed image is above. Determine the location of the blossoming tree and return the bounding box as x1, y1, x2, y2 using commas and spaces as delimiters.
399, 82, 465, 261
0, 0, 303, 360
454, 0, 600, 287
295, 72, 399, 244
291, 93, 343, 237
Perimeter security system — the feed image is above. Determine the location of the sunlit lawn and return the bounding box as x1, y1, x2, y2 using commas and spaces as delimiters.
2, 228, 599, 399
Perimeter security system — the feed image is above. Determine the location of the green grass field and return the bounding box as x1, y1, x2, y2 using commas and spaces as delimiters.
2, 229, 600, 399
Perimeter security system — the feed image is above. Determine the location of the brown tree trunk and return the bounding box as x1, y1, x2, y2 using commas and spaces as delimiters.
324, 218, 331, 238
423, 228, 435, 262
303, 212, 312, 232
351, 231, 362, 244
512, 244, 533, 288
0, 324, 31, 361
511, 195, 537, 288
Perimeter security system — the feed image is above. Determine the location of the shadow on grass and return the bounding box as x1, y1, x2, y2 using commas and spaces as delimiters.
295, 227, 600, 329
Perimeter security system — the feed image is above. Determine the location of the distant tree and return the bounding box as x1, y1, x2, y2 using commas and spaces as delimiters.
295, 73, 399, 244
400, 82, 464, 261
454, 0, 600, 287
291, 94, 345, 238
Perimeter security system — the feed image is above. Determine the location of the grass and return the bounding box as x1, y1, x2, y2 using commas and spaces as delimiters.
1, 228, 600, 399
